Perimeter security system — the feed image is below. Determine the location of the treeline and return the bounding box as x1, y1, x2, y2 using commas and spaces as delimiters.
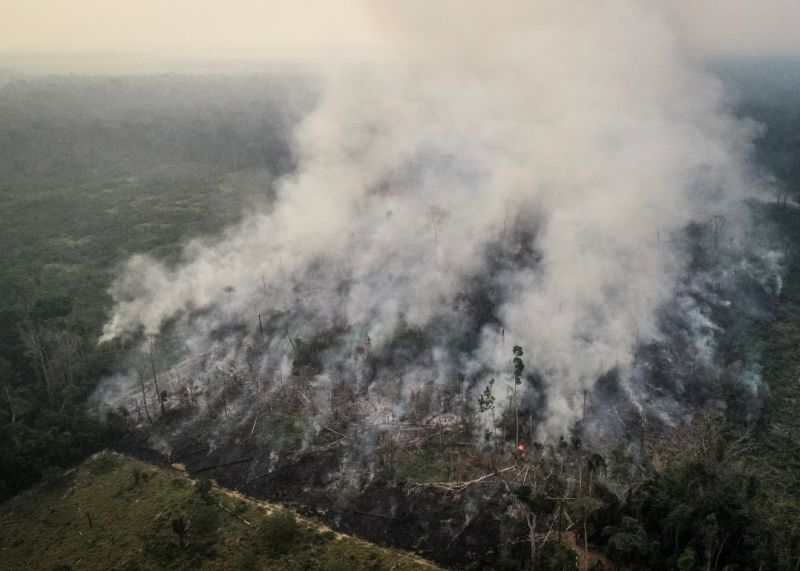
0, 74, 308, 501
0, 296, 128, 500
0, 74, 314, 176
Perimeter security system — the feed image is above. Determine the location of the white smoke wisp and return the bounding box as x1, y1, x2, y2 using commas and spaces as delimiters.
100, 1, 767, 437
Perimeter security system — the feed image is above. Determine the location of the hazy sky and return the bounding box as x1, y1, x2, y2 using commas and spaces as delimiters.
0, 0, 385, 72
0, 1, 385, 54
671, 0, 800, 58
1, 0, 799, 72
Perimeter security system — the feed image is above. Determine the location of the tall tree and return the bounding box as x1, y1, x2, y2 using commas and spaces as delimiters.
478, 379, 496, 441
512, 345, 525, 445
137, 366, 152, 424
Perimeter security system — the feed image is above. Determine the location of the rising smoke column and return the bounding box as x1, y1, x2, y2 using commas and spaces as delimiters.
101, 1, 767, 436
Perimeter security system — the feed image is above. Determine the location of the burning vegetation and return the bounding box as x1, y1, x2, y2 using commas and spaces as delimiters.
100, 211, 785, 569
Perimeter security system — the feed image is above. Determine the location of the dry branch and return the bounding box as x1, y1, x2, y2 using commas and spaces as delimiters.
410, 466, 516, 494
194, 456, 254, 473
217, 501, 253, 527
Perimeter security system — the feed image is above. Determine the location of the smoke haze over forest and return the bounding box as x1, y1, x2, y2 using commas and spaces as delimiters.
91, 1, 782, 437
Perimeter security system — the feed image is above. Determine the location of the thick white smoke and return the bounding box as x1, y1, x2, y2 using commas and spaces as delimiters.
101, 1, 766, 435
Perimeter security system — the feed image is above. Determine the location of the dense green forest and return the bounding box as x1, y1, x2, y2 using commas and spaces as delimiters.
0, 74, 312, 501
2, 68, 800, 569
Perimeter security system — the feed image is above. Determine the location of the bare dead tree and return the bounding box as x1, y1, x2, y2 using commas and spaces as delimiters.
19, 321, 53, 404
137, 366, 152, 423
526, 512, 538, 571
148, 338, 165, 415
4, 386, 17, 425
223, 285, 236, 313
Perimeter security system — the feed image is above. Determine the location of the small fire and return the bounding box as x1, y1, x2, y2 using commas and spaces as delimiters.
517, 443, 525, 456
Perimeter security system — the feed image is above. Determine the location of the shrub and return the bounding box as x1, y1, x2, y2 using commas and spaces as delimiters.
260, 510, 303, 556
191, 505, 219, 536
677, 547, 697, 571
235, 548, 260, 570
85, 453, 118, 475
171, 516, 188, 547
540, 541, 578, 571
195, 478, 212, 501
170, 477, 187, 489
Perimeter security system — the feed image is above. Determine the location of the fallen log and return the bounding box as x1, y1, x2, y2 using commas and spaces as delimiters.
193, 456, 255, 473
350, 509, 396, 521
218, 501, 253, 527
409, 465, 516, 494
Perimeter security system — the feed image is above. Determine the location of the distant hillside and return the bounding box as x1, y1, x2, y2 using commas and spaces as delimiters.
0, 451, 438, 571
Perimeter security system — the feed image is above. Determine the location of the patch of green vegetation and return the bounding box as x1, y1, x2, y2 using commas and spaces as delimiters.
538, 541, 578, 571
394, 439, 481, 484
84, 453, 120, 475
0, 451, 438, 571
746, 203, 800, 562
395, 449, 451, 483
258, 509, 309, 557
253, 414, 305, 451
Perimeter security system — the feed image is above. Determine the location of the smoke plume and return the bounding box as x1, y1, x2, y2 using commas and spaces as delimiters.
100, 1, 775, 438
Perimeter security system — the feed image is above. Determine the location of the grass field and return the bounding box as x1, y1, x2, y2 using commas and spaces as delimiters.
0, 451, 439, 571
